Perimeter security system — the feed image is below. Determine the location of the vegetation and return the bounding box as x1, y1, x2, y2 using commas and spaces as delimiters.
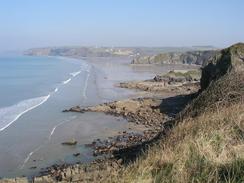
164, 69, 201, 81
105, 102, 243, 183
103, 43, 244, 183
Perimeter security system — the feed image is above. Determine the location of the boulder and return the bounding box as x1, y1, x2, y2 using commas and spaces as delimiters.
62, 139, 77, 146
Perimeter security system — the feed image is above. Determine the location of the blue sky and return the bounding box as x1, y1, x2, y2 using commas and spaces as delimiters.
0, 0, 244, 51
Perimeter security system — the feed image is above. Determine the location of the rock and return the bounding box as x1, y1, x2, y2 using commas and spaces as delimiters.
182, 43, 244, 117
0, 178, 28, 183
117, 159, 123, 164
116, 141, 127, 147
132, 50, 217, 65
109, 146, 117, 151
55, 172, 62, 182
73, 153, 80, 157
65, 167, 72, 178
34, 175, 53, 183
16, 178, 29, 183
201, 43, 244, 90
63, 106, 84, 113
62, 139, 77, 146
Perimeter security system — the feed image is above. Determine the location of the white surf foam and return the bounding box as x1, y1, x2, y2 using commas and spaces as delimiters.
80, 63, 90, 72
48, 115, 77, 140
49, 126, 57, 140
62, 78, 72, 85
48, 121, 66, 140
83, 71, 90, 99
70, 71, 81, 77
0, 95, 50, 132
82, 65, 91, 99
54, 87, 59, 93
20, 145, 42, 169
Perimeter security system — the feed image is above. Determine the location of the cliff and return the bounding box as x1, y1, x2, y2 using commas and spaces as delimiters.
104, 43, 244, 182
201, 43, 244, 90
182, 43, 244, 117
24, 46, 216, 59
132, 50, 218, 65
24, 47, 118, 57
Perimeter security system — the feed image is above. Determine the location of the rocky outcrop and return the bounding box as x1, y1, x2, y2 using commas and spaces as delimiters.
201, 43, 244, 90
61, 139, 77, 146
0, 178, 28, 183
132, 50, 217, 65
181, 43, 244, 117
153, 70, 201, 83
119, 70, 201, 93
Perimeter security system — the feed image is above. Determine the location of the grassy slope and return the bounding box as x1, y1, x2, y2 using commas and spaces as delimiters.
164, 70, 201, 80
105, 102, 243, 183
104, 45, 244, 182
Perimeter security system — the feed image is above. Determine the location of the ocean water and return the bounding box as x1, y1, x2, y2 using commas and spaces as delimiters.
0, 55, 102, 177
0, 55, 90, 132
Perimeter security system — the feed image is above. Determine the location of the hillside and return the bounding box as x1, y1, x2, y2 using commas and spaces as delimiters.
24, 46, 216, 59
104, 43, 244, 182
132, 50, 218, 65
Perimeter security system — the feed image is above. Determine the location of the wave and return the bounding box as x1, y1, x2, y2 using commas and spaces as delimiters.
83, 70, 91, 99
80, 63, 91, 72
21, 115, 78, 168
63, 70, 81, 86
0, 63, 91, 132
54, 87, 59, 93
48, 115, 77, 140
49, 126, 57, 140
0, 95, 50, 132
70, 71, 81, 77
62, 78, 72, 85
20, 145, 42, 169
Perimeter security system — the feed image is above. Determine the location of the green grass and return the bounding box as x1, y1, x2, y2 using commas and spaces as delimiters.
164, 70, 201, 80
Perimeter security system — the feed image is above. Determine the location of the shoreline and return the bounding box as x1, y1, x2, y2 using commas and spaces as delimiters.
0, 55, 95, 179
0, 55, 88, 133
0, 56, 201, 182
30, 77, 199, 182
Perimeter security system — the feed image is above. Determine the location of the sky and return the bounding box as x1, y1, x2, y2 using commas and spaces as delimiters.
0, 0, 244, 51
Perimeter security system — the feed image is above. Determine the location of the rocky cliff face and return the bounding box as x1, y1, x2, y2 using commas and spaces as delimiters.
132, 50, 217, 65
201, 43, 244, 90
182, 43, 244, 117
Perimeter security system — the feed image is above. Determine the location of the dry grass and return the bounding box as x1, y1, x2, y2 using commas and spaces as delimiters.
164, 69, 201, 80
102, 64, 244, 183
104, 101, 244, 183
181, 71, 244, 118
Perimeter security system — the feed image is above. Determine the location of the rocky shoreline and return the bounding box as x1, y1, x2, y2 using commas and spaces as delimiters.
2, 43, 243, 183
1, 70, 200, 183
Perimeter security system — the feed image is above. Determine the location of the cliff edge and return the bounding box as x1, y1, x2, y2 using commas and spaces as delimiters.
132, 50, 218, 65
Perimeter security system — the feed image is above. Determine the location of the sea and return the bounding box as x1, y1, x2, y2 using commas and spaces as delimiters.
0, 55, 90, 132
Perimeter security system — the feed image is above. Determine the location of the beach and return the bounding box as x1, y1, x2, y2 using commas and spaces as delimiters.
0, 55, 199, 179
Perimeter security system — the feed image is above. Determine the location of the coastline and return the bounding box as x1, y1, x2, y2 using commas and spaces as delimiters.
0, 55, 87, 133
31, 65, 200, 182
0, 56, 201, 182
